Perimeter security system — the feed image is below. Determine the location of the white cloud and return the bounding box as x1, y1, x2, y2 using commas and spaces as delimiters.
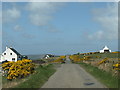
29, 14, 52, 26
14, 25, 22, 31
88, 3, 118, 40
26, 2, 64, 26
88, 30, 104, 39
3, 7, 21, 23
46, 25, 60, 33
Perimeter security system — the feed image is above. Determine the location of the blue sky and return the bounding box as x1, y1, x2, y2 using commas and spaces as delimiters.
2, 2, 118, 55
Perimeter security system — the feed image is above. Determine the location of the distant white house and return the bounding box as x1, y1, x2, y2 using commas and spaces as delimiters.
45, 55, 50, 59
99, 46, 111, 53
0, 47, 22, 62
43, 54, 54, 59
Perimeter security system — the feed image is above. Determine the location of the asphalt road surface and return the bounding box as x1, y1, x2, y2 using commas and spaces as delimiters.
42, 56, 106, 88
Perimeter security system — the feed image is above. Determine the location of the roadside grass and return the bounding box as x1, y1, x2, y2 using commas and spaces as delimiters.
3, 64, 56, 89
79, 62, 118, 88
14, 64, 56, 88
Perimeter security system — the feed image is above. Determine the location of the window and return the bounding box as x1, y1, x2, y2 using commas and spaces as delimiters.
104, 50, 110, 53
10, 53, 12, 55
4, 53, 6, 55
12, 58, 15, 61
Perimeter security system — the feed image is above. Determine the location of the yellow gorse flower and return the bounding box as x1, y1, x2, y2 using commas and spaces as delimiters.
2, 59, 35, 80
50, 56, 66, 63
69, 55, 82, 62
98, 58, 108, 65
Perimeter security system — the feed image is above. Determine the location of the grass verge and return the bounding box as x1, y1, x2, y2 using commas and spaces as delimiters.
7, 64, 56, 89
79, 62, 118, 88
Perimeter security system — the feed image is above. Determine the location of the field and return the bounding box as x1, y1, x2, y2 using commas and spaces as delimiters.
1, 53, 119, 88
70, 52, 119, 88
79, 53, 119, 58
1, 56, 62, 89
79, 62, 118, 88
2, 64, 56, 88
80, 53, 119, 74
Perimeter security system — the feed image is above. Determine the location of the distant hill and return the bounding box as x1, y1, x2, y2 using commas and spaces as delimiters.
26, 54, 45, 60
26, 54, 60, 60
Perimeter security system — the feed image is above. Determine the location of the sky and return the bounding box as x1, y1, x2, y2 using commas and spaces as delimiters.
1, 2, 118, 55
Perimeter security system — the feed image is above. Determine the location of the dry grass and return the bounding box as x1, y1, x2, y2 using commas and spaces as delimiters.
2, 77, 28, 88
82, 58, 119, 76
79, 62, 118, 88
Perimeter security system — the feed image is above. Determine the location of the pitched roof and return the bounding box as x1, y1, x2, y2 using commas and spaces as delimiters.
103, 46, 109, 50
9, 47, 21, 55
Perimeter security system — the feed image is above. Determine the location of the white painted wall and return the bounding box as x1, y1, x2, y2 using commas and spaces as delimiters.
99, 50, 104, 53
99, 46, 111, 53
0, 47, 18, 62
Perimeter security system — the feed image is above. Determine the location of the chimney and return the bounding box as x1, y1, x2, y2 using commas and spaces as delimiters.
6, 46, 8, 50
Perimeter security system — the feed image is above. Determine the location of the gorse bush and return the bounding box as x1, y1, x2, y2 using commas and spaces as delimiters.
69, 55, 92, 63
97, 58, 108, 65
113, 63, 120, 70
50, 56, 66, 63
83, 56, 92, 60
69, 55, 82, 62
2, 59, 35, 80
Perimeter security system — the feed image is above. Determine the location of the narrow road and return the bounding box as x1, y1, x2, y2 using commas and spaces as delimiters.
42, 56, 106, 88
65, 56, 72, 64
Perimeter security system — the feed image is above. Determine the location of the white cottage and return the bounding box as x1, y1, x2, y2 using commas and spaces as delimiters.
0, 47, 22, 62
45, 55, 50, 59
43, 54, 54, 59
99, 46, 111, 53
